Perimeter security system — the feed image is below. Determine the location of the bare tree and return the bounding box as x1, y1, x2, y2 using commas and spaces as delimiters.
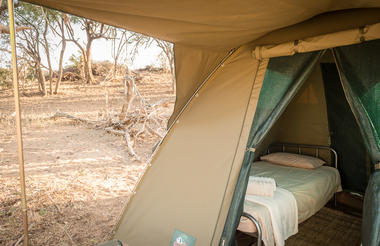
54, 15, 67, 94
110, 28, 134, 79
39, 8, 67, 94
154, 39, 174, 76
127, 35, 174, 75
154, 39, 175, 91
65, 16, 112, 84
40, 7, 53, 95
126, 35, 175, 90
50, 14, 67, 94
119, 71, 135, 121
15, 3, 47, 95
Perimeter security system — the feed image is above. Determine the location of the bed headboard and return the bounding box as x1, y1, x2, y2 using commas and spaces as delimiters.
267, 142, 338, 169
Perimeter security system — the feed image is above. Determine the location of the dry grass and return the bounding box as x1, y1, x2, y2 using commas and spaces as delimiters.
0, 69, 175, 245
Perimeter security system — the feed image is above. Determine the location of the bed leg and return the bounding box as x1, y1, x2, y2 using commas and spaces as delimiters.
242, 212, 262, 246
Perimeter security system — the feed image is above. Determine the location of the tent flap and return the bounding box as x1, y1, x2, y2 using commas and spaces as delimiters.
221, 51, 324, 245
333, 39, 380, 166
362, 170, 380, 246
321, 63, 369, 192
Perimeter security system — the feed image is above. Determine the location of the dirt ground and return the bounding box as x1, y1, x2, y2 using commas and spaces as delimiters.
0, 70, 175, 245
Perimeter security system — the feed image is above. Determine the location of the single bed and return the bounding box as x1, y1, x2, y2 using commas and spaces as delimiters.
237, 143, 342, 243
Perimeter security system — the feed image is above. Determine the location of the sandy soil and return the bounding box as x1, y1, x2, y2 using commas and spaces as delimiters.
0, 70, 175, 245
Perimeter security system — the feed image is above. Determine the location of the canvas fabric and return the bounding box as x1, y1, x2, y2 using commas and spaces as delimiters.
273, 64, 331, 148
169, 44, 229, 126
214, 57, 269, 246
23, 1, 380, 51
113, 45, 261, 246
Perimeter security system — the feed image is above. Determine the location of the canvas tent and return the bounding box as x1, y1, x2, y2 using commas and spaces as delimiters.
14, 1, 380, 245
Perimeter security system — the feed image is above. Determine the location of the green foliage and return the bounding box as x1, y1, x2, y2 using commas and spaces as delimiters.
39, 208, 46, 216
24, 65, 37, 81
68, 51, 82, 68
0, 67, 12, 89
15, 2, 44, 29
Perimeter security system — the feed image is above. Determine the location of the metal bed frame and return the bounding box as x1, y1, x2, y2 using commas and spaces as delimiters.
267, 142, 338, 169
240, 212, 262, 246
238, 142, 339, 246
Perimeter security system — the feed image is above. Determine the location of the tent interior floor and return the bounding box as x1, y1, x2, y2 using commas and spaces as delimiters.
235, 206, 362, 246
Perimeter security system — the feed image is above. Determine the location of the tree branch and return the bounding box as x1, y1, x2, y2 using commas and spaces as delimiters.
0, 24, 30, 34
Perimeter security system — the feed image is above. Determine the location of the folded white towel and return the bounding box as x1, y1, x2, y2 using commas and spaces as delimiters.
246, 176, 276, 197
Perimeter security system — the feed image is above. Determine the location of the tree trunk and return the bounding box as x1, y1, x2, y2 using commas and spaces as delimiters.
169, 57, 175, 93
43, 30, 53, 95
84, 38, 94, 84
46, 55, 53, 95
113, 59, 118, 79
36, 63, 46, 96
54, 40, 66, 94
54, 18, 66, 94
119, 76, 135, 121
40, 11, 53, 95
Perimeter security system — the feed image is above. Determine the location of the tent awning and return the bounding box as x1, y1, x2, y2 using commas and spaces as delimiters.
23, 1, 380, 51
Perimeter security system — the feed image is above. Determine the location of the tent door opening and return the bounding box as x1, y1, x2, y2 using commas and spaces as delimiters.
232, 45, 380, 245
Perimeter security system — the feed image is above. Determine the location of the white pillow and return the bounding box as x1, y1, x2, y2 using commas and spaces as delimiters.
260, 152, 325, 169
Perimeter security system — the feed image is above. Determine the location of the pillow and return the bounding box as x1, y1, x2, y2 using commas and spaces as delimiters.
260, 152, 325, 169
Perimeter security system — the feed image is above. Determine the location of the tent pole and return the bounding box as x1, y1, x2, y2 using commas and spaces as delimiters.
7, 0, 29, 245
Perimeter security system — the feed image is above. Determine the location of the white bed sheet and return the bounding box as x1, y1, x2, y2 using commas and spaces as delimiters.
238, 161, 342, 234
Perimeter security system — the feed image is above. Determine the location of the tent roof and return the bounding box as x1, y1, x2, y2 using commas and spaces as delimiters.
24, 0, 380, 50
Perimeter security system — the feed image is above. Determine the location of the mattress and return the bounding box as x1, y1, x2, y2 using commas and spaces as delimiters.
238, 161, 342, 233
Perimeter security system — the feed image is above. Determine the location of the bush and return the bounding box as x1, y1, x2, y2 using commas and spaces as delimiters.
0, 68, 12, 89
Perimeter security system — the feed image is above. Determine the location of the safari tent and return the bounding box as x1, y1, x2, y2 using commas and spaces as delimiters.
8, 1, 380, 245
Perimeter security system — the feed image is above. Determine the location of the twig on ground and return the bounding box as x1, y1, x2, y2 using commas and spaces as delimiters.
12, 223, 34, 246
146, 124, 164, 138
51, 110, 98, 125
46, 194, 76, 245
46, 193, 64, 215
125, 131, 139, 160
104, 127, 125, 136
58, 223, 77, 246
